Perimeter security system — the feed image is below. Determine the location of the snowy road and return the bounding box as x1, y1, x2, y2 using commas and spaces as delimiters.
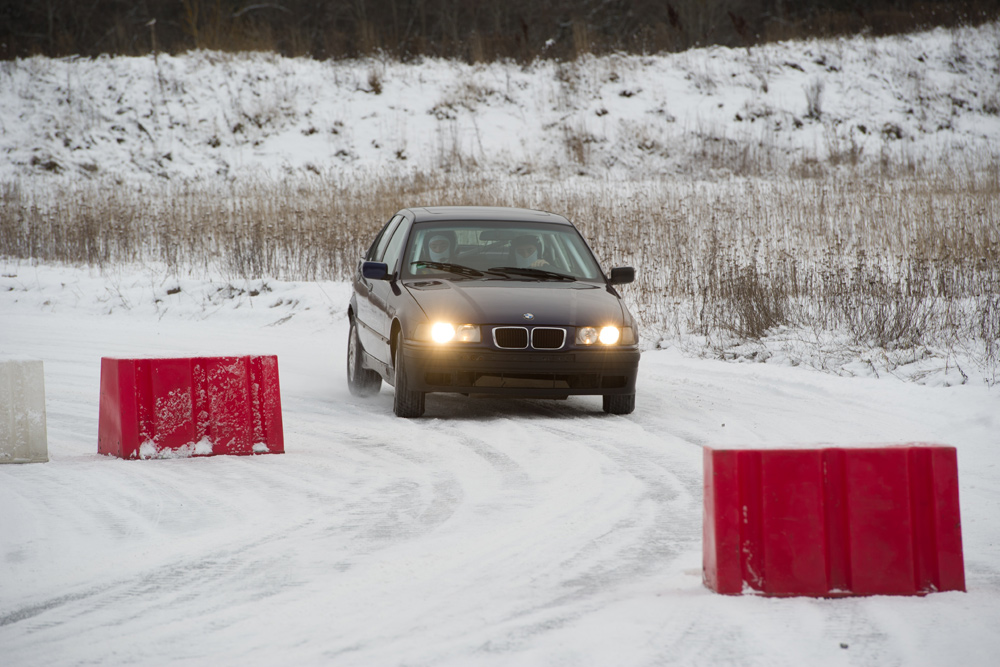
2, 267, 999, 666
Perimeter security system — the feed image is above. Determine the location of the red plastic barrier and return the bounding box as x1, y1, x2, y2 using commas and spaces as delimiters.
703, 445, 965, 597
98, 356, 284, 459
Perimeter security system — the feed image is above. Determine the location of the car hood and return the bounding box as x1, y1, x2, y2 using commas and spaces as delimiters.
402, 279, 625, 326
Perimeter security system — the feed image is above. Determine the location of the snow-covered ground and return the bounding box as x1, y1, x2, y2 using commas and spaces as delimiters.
2, 21, 1000, 666
2, 22, 999, 181
1, 265, 999, 666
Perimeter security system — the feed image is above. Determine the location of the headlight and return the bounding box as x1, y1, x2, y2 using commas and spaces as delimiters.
576, 326, 623, 345
577, 326, 600, 345
599, 326, 620, 345
454, 324, 480, 342
418, 322, 481, 343
431, 322, 455, 343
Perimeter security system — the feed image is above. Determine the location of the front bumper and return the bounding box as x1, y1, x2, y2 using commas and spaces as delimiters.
400, 341, 640, 397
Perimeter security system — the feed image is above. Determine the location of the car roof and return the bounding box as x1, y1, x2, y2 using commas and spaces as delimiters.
402, 206, 573, 225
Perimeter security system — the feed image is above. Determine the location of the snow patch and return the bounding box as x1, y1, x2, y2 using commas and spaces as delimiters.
138, 436, 214, 459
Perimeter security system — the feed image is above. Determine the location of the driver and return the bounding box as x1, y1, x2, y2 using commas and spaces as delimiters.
513, 235, 550, 268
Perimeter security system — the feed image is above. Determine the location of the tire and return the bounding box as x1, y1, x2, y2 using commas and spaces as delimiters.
347, 318, 382, 397
603, 393, 635, 415
392, 331, 425, 418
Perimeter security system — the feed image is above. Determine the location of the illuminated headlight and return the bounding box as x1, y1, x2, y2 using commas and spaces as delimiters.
599, 326, 620, 345
431, 322, 455, 342
577, 326, 632, 346
420, 322, 481, 343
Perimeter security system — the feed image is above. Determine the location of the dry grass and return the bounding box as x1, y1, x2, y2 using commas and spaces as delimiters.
2, 168, 998, 380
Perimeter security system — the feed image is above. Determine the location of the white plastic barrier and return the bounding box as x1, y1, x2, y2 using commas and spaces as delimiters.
0, 360, 49, 463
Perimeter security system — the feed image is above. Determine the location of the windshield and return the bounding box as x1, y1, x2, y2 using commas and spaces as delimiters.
402, 220, 605, 281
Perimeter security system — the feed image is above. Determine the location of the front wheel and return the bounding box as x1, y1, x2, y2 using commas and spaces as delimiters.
347, 318, 382, 397
603, 393, 635, 415
392, 332, 425, 418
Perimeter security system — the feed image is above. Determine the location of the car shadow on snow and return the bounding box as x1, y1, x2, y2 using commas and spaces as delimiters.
399, 392, 617, 420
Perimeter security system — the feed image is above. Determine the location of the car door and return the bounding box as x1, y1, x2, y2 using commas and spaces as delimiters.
365, 216, 412, 364
355, 215, 401, 357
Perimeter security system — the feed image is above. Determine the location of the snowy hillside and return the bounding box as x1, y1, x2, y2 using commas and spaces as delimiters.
2, 22, 999, 181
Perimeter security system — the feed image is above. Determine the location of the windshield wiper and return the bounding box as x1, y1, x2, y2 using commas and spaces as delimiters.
486, 266, 576, 281
409, 261, 485, 278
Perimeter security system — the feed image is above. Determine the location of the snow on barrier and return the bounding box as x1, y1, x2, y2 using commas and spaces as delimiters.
98, 356, 284, 459
0, 360, 49, 464
703, 444, 965, 597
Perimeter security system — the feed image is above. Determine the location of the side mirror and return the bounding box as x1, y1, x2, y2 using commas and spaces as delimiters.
362, 261, 390, 281
609, 267, 635, 285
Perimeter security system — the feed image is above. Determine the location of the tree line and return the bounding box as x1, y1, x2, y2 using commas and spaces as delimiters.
2, 0, 996, 61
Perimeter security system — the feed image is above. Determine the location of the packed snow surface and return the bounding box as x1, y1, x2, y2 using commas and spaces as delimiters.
1, 266, 999, 666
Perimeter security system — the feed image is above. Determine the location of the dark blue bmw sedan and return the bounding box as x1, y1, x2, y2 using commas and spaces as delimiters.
347, 206, 639, 417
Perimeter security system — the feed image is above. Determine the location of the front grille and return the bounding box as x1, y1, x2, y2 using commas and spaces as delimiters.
493, 327, 528, 349
493, 326, 567, 350
531, 328, 566, 350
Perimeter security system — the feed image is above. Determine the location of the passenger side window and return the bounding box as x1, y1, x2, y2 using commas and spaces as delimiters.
380, 220, 410, 275
367, 215, 402, 261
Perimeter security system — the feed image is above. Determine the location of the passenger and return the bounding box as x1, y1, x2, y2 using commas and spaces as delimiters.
427, 233, 453, 262
513, 235, 549, 268
414, 231, 458, 275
